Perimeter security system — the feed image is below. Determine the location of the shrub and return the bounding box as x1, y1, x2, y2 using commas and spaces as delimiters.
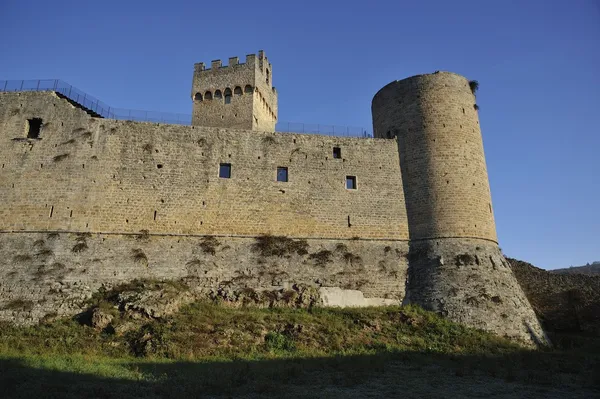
469, 80, 479, 95
252, 235, 309, 258
264, 331, 296, 352
199, 236, 220, 255
308, 250, 333, 267
72, 242, 88, 253
2, 299, 34, 311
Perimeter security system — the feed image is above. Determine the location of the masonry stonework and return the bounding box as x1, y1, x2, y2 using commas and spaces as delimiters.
191, 51, 277, 131
0, 56, 546, 345
372, 72, 545, 345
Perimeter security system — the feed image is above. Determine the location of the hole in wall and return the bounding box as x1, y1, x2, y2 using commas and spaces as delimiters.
126, 219, 128, 223
258, 156, 261, 159
153, 210, 157, 221
49, 206, 54, 218
27, 118, 43, 139
82, 164, 85, 169
157, 164, 163, 169
70, 210, 73, 218
347, 215, 352, 227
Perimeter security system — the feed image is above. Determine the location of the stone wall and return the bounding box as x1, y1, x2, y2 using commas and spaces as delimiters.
191, 52, 277, 132
0, 232, 408, 324
0, 91, 408, 240
404, 238, 546, 345
372, 72, 497, 242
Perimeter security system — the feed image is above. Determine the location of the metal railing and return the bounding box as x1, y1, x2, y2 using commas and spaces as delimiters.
0, 79, 372, 137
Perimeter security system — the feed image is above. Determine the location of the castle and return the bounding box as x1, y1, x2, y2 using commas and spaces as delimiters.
0, 51, 545, 345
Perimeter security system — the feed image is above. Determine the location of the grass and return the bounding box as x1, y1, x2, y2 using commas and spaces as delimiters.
0, 302, 598, 398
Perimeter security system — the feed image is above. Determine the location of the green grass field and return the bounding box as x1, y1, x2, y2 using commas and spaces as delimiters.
1, 302, 598, 398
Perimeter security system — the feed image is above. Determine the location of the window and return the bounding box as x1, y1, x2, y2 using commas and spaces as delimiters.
194, 92, 203, 101
27, 118, 43, 139
224, 88, 232, 104
219, 163, 231, 178
234, 86, 243, 95
244, 85, 253, 93
277, 167, 288, 182
266, 69, 270, 84
214, 90, 222, 100
204, 91, 213, 100
346, 176, 357, 190
333, 147, 341, 159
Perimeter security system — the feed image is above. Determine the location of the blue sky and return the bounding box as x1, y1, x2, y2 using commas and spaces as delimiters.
1, 0, 598, 269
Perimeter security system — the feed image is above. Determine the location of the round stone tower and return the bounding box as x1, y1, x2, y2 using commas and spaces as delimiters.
372, 72, 546, 345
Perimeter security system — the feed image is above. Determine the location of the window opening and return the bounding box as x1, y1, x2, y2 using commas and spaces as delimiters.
194, 92, 203, 101
204, 91, 213, 100
234, 86, 243, 95
277, 167, 288, 182
333, 147, 341, 159
346, 176, 357, 190
219, 163, 231, 178
224, 88, 232, 104
244, 85, 253, 93
214, 90, 222, 100
27, 118, 43, 139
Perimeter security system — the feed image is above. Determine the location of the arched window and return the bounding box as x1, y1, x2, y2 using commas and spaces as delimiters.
224, 88, 232, 104
204, 91, 212, 100
234, 86, 243, 95
214, 90, 222, 99
194, 92, 203, 101
244, 85, 253, 93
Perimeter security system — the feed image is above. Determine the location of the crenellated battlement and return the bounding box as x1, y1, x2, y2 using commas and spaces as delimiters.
193, 51, 271, 74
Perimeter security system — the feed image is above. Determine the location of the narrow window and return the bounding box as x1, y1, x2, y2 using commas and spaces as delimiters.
277, 167, 288, 182
224, 88, 232, 104
27, 118, 43, 139
219, 163, 231, 178
346, 176, 357, 190
333, 147, 341, 159
194, 92, 203, 101
234, 86, 243, 95
266, 69, 270, 84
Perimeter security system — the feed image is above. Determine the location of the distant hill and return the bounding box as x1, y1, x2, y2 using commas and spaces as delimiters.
551, 261, 600, 276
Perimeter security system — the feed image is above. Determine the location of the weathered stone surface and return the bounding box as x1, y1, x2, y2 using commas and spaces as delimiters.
90, 308, 113, 330
404, 238, 547, 346
319, 287, 400, 307
0, 232, 408, 325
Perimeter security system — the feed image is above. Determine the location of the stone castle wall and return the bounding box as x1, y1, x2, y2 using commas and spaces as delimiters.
0, 232, 408, 325
372, 72, 497, 242
0, 91, 407, 240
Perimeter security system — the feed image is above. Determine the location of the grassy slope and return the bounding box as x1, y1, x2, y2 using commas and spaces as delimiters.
0, 302, 599, 398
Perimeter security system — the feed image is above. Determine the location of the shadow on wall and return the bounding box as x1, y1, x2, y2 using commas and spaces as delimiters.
0, 349, 598, 398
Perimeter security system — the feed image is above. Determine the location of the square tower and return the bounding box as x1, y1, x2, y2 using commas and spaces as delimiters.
191, 50, 278, 132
